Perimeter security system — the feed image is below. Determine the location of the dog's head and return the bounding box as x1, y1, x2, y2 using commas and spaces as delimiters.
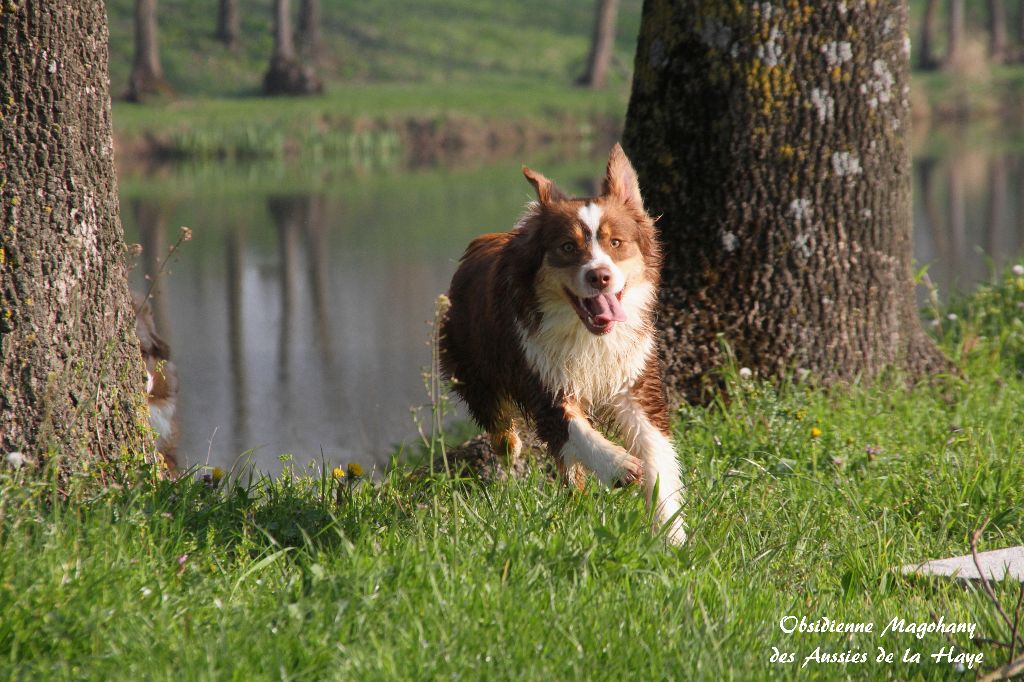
519, 144, 659, 335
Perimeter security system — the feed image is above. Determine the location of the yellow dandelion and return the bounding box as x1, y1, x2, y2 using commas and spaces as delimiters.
810, 427, 822, 439
211, 467, 225, 482
347, 462, 364, 478
332, 466, 346, 480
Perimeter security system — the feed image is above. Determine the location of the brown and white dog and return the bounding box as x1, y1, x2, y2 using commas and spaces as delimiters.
133, 293, 179, 472
439, 144, 685, 544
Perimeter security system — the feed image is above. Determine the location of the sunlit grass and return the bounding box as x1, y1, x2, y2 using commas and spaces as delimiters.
3, 270, 1024, 679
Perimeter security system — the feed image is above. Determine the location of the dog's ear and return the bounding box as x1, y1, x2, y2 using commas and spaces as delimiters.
603, 143, 644, 210
523, 166, 567, 205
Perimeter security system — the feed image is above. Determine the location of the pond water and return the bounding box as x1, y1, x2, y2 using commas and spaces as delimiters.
119, 125, 1024, 476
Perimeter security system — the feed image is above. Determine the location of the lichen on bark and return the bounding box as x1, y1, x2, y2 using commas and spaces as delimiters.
1, 2, 154, 466
624, 0, 949, 402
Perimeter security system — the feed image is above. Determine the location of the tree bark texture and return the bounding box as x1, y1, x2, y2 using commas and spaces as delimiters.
946, 0, 965, 67
297, 0, 322, 62
578, 0, 620, 89
988, 0, 1009, 62
918, 0, 940, 69
0, 2, 153, 463
263, 0, 323, 96
215, 0, 240, 50
623, 1, 948, 402
126, 0, 170, 101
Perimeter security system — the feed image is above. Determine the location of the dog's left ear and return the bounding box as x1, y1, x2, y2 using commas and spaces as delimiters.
523, 166, 567, 205
603, 143, 644, 210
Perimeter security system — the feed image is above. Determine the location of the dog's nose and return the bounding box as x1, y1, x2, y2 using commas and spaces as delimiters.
586, 266, 612, 290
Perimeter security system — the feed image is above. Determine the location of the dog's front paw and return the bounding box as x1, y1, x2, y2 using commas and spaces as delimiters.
616, 453, 644, 486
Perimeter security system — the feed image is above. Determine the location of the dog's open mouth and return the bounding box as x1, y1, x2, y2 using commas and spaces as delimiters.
565, 287, 627, 335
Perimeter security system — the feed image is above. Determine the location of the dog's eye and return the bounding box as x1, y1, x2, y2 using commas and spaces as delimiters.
560, 242, 576, 254
610, 238, 622, 248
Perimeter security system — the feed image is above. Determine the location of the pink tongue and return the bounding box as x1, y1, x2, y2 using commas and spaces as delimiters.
582, 293, 627, 324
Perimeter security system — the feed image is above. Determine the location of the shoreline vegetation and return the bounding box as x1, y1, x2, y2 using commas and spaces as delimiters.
113, 71, 1024, 167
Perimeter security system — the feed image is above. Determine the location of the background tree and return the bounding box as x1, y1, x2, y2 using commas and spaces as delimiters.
918, 0, 941, 69
946, 0, 966, 67
263, 0, 323, 96
577, 0, 620, 89
297, 0, 323, 63
215, 0, 240, 50
988, 0, 1009, 62
622, 0, 948, 401
1, 2, 152, 463
126, 0, 171, 101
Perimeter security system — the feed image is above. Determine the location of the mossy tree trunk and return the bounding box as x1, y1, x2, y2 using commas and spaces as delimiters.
1, 2, 153, 465
126, 0, 171, 101
215, 0, 240, 50
623, 0, 949, 402
578, 0, 620, 89
918, 0, 941, 69
263, 0, 323, 96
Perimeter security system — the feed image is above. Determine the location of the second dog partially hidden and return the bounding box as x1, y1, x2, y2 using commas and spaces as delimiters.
440, 145, 686, 544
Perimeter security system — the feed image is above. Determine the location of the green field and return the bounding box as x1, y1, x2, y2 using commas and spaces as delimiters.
3, 272, 1024, 679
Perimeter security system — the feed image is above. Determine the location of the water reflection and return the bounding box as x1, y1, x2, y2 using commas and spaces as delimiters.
122, 133, 1024, 475
912, 149, 1024, 298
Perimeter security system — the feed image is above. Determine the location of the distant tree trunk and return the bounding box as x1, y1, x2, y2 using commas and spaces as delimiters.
623, 0, 948, 401
263, 0, 324, 96
577, 0, 620, 89
297, 0, 322, 62
988, 0, 1009, 62
1019, 0, 1024, 53
1, 2, 153, 464
946, 0, 966, 67
126, 0, 171, 101
919, 0, 941, 69
215, 0, 240, 50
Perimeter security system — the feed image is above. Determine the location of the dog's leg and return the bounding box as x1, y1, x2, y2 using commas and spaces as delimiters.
612, 367, 686, 545
488, 403, 522, 463
532, 397, 642, 488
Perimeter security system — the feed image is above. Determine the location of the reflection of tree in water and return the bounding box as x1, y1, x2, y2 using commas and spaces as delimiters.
985, 155, 1007, 259
134, 198, 173, 340
915, 147, 1024, 296
268, 196, 303, 392
302, 195, 334, 368
226, 226, 248, 455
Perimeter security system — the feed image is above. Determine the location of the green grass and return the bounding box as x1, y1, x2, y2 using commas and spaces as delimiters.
3, 274, 1024, 679
105, 0, 644, 97
104, 0, 1024, 161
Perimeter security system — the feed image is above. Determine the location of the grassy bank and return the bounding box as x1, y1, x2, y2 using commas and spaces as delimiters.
3, 273, 1024, 679
112, 82, 628, 163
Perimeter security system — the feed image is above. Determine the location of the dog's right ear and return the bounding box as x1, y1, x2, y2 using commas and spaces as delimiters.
523, 166, 567, 206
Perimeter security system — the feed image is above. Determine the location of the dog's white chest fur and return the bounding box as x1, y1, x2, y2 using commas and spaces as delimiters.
518, 280, 655, 403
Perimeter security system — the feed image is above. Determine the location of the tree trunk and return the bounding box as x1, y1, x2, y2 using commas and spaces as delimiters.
946, 0, 966, 67
263, 0, 323, 95
623, 0, 949, 402
1019, 0, 1024, 53
919, 0, 941, 70
215, 0, 240, 50
0, 2, 153, 465
988, 0, 1009, 62
578, 0, 620, 89
126, 0, 171, 101
297, 0, 322, 63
